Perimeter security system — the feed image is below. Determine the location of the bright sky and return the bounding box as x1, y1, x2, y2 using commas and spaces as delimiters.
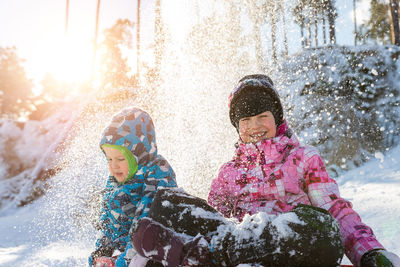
0, 0, 156, 86
0, 0, 365, 88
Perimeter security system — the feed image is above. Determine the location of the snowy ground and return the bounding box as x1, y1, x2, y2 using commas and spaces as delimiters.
0, 144, 399, 267
336, 146, 400, 264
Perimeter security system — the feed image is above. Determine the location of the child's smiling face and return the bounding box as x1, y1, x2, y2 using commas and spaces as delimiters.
103, 146, 130, 183
238, 111, 277, 143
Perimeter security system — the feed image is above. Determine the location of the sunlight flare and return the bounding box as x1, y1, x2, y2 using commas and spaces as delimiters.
38, 34, 93, 85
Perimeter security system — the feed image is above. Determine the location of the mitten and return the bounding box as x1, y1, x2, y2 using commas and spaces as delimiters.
131, 217, 214, 266
94, 256, 116, 267
181, 234, 213, 266
131, 217, 186, 266
361, 249, 400, 267
89, 246, 114, 266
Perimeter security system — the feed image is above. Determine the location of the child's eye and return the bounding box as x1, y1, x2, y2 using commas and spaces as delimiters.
118, 158, 125, 162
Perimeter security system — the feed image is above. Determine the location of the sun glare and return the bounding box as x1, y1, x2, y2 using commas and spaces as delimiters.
38, 34, 93, 85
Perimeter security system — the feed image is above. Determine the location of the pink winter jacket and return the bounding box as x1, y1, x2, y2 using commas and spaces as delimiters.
207, 122, 384, 266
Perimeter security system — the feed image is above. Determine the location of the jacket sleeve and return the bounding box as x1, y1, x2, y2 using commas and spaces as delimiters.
302, 147, 384, 266
207, 163, 236, 218
114, 238, 134, 267
89, 187, 115, 266
135, 166, 177, 220
121, 162, 177, 266
89, 235, 114, 266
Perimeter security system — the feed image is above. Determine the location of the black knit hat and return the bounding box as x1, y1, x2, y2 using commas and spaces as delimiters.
229, 74, 283, 129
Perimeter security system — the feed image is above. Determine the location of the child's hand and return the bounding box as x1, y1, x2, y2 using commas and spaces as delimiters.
361, 249, 400, 267
94, 256, 116, 267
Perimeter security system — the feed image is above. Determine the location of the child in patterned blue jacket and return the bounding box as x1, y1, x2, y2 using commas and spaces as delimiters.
89, 107, 177, 267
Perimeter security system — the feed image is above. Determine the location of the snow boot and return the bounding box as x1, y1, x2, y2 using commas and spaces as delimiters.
210, 204, 344, 267
131, 217, 215, 267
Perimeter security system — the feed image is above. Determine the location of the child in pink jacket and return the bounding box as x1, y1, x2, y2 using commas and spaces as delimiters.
130, 74, 399, 267
207, 74, 399, 267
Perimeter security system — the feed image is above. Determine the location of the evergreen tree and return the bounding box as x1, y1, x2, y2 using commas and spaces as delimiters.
0, 47, 33, 118
97, 19, 137, 89
358, 0, 392, 44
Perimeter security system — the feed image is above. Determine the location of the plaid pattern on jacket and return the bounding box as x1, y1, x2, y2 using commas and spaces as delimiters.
208, 121, 384, 266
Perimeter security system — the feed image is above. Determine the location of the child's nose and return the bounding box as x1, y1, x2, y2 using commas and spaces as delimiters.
251, 118, 260, 127
111, 161, 119, 169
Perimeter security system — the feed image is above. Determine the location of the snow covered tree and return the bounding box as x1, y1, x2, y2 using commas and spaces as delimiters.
0, 47, 33, 119
276, 46, 400, 175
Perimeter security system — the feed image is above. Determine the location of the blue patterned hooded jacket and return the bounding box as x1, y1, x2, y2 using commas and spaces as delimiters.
89, 107, 177, 266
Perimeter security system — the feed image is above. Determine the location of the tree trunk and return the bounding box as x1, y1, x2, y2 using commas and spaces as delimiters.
255, 30, 265, 71
154, 0, 164, 72
327, 0, 336, 44
281, 3, 288, 56
389, 0, 400, 45
314, 8, 319, 47
245, 0, 265, 71
136, 0, 141, 77
270, 7, 278, 64
322, 16, 327, 45
65, 0, 69, 35
91, 0, 101, 83
301, 26, 305, 48
353, 0, 358, 45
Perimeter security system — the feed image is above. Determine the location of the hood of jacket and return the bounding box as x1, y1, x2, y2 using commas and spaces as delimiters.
100, 107, 158, 166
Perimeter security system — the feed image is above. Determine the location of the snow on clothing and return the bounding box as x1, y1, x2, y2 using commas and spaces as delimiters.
131, 187, 343, 266
208, 121, 385, 266
89, 107, 177, 267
